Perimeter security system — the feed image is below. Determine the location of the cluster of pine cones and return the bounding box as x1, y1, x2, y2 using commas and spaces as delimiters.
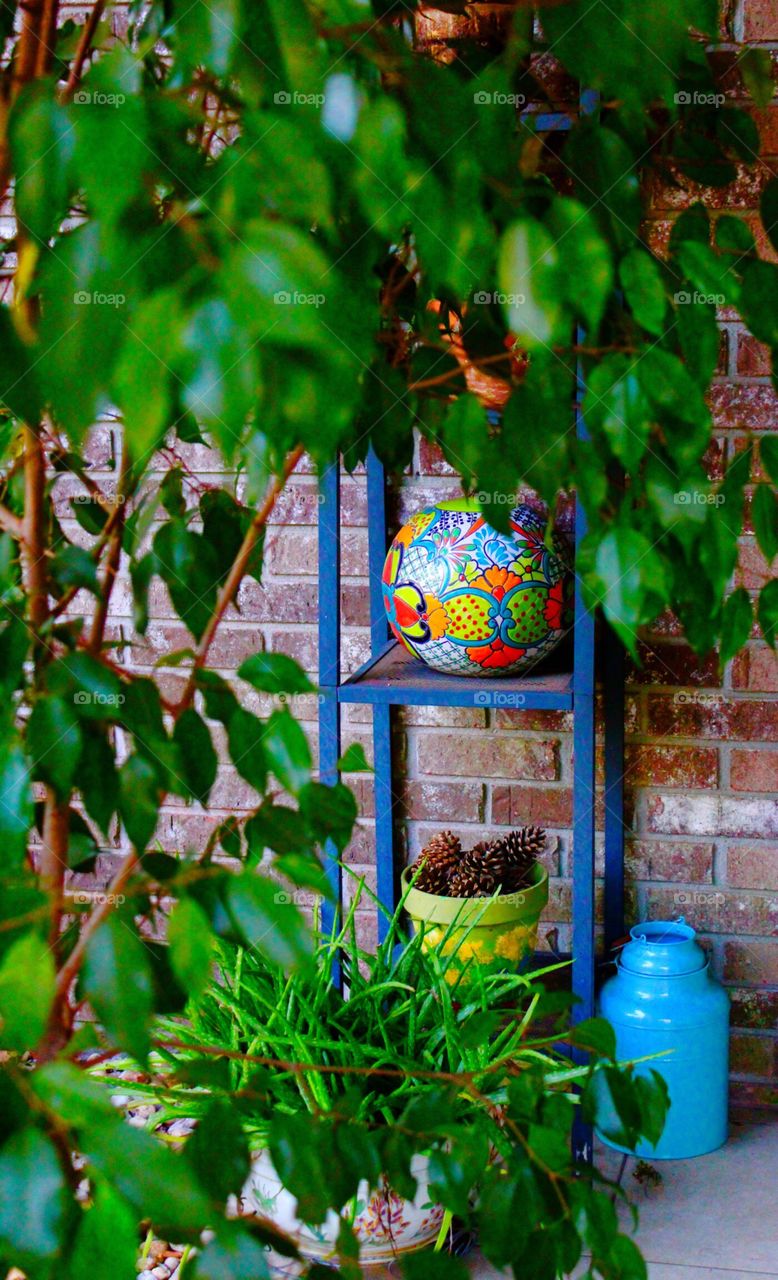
410, 827, 546, 898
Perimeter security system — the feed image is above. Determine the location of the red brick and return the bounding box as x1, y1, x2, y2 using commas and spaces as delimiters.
265, 526, 368, 578
645, 884, 778, 934
399, 706, 487, 729
737, 333, 772, 377
647, 792, 778, 838
731, 749, 778, 792
730, 1032, 775, 1078
731, 645, 778, 692
725, 940, 778, 984
649, 162, 771, 212
491, 784, 573, 828
417, 437, 456, 476
647, 693, 778, 741
736, 538, 777, 591
626, 839, 714, 883
404, 780, 485, 823
628, 642, 720, 687
494, 708, 574, 732
416, 734, 558, 780
710, 385, 778, 432
728, 843, 778, 890
743, 0, 778, 40
730, 988, 778, 1031
626, 744, 718, 788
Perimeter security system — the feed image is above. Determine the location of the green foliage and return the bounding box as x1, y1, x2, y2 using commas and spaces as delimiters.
0, 0, 773, 1273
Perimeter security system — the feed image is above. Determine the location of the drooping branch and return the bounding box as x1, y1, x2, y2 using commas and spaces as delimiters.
62, 0, 107, 100
175, 443, 305, 717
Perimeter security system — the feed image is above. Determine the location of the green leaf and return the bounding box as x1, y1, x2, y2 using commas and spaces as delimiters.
190, 1223, 275, 1280
27, 694, 83, 797
173, 707, 218, 804
66, 1182, 139, 1280
752, 483, 778, 563
403, 1256, 469, 1280
0, 743, 34, 865
337, 742, 372, 773
584, 355, 652, 471
741, 46, 776, 108
428, 1133, 488, 1216
9, 78, 75, 244
178, 299, 259, 458
573, 1016, 617, 1059
237, 652, 316, 695
83, 915, 153, 1063
588, 528, 663, 654
760, 437, 778, 487
82, 1117, 213, 1236
547, 197, 613, 334
676, 240, 739, 305
173, 0, 241, 75
715, 215, 755, 254
0, 1128, 68, 1262
185, 1098, 250, 1206
264, 708, 312, 794
0, 306, 44, 423
226, 873, 313, 970
168, 897, 214, 1000
78, 730, 118, 836
118, 754, 161, 849
761, 177, 778, 258
245, 801, 312, 857
113, 291, 184, 462
50, 544, 101, 595
758, 578, 778, 647
564, 123, 641, 249
497, 218, 565, 347
153, 520, 221, 642
48, 652, 125, 720
227, 707, 269, 794
676, 298, 721, 385
299, 781, 357, 853
267, 1113, 330, 1223
637, 349, 711, 465
0, 931, 55, 1050
740, 261, 778, 348
619, 249, 667, 336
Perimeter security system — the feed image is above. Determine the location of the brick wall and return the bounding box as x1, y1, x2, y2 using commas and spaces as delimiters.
3, 0, 777, 1112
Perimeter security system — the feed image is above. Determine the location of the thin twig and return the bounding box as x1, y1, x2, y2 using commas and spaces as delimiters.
62, 0, 108, 100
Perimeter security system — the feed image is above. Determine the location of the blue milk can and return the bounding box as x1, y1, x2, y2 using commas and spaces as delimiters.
596, 919, 729, 1160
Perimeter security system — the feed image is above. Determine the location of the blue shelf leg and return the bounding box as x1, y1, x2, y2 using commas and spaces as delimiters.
318, 461, 341, 938
571, 582, 596, 1164
603, 625, 626, 952
366, 447, 395, 941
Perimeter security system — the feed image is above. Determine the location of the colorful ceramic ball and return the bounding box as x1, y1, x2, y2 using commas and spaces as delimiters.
382, 500, 572, 676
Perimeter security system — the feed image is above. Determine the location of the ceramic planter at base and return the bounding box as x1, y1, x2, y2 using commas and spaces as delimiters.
235, 1150, 444, 1263
402, 863, 549, 984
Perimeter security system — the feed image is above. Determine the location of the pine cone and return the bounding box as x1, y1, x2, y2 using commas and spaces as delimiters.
486, 827, 546, 891
449, 843, 497, 898
411, 830, 462, 894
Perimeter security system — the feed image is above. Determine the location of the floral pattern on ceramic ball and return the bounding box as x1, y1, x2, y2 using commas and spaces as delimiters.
382, 500, 573, 675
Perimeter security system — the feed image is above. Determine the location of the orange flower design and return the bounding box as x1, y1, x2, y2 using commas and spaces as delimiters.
470, 566, 522, 600
466, 638, 527, 669
424, 593, 448, 639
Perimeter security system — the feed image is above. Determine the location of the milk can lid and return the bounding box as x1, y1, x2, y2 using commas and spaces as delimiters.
619, 918, 707, 977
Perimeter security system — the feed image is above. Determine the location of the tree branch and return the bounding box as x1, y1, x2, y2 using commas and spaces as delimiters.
175, 444, 305, 717
62, 0, 107, 100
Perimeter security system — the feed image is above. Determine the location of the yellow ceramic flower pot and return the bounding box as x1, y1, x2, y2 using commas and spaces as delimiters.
401, 863, 549, 986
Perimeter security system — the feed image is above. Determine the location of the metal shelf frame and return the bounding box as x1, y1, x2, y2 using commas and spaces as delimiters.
317, 92, 626, 1163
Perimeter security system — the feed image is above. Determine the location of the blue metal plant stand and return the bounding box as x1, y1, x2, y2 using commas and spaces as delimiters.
317, 94, 626, 1163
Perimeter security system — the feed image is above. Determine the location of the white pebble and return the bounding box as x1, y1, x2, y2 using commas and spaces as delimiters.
152, 1268, 170, 1279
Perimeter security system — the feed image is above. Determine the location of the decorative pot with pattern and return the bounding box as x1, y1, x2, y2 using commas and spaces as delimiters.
235, 1150, 444, 1263
382, 500, 572, 676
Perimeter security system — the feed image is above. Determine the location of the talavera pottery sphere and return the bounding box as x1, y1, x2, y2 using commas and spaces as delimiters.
382, 500, 572, 676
